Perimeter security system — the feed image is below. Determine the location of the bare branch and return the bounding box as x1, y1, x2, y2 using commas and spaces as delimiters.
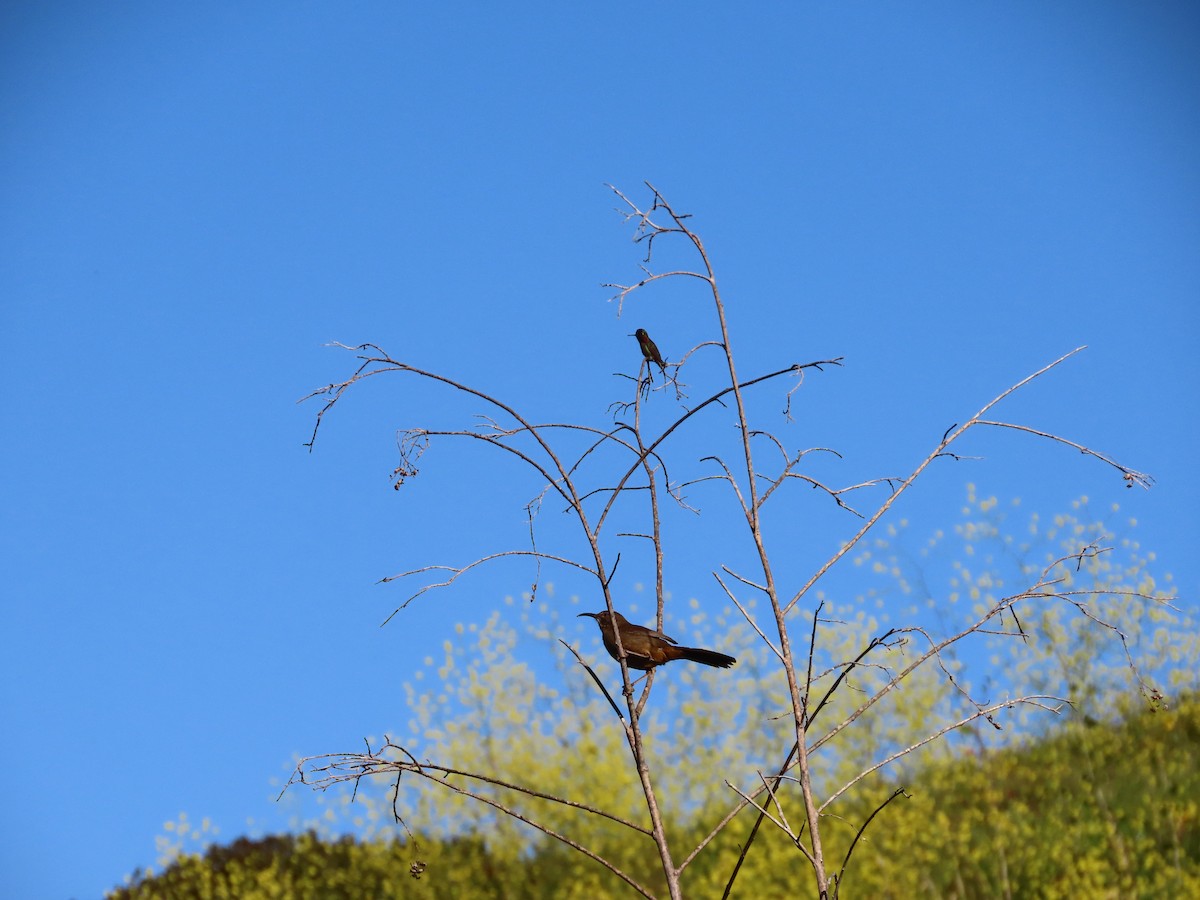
835, 787, 910, 896
818, 696, 1065, 811
975, 420, 1154, 489
377, 552, 598, 625
714, 571, 784, 664
559, 638, 627, 723
284, 739, 652, 837
723, 781, 804, 855
782, 346, 1102, 618
598, 360, 841, 536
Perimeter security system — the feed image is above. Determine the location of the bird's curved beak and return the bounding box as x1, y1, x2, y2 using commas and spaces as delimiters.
577, 612, 598, 619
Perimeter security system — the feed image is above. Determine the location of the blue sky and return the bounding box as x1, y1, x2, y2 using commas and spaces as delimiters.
2, 3, 1197, 897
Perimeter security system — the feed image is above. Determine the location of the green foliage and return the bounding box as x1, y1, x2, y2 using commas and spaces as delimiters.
111, 832, 545, 900
370, 599, 795, 894
832, 693, 1200, 898
112, 697, 1200, 898
673, 696, 1200, 898
118, 494, 1197, 897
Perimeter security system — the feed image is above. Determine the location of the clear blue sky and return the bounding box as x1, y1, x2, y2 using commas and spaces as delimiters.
2, 3, 1197, 897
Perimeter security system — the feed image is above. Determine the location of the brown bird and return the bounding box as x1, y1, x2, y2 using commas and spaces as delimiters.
578, 610, 736, 670
632, 328, 667, 375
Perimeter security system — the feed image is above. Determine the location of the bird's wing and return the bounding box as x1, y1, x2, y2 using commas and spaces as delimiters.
629, 622, 678, 645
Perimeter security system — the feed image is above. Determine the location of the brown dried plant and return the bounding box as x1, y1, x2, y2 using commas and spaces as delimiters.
283, 184, 1166, 899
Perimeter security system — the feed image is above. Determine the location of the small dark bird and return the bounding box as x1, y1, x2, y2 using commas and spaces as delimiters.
632, 328, 667, 375
578, 610, 736, 670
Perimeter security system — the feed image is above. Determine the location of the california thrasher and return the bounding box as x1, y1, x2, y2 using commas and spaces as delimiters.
578, 610, 736, 670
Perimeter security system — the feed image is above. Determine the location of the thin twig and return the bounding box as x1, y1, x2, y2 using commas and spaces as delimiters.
975, 420, 1154, 488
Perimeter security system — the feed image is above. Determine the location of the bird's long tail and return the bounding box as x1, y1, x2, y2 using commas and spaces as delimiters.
678, 647, 737, 668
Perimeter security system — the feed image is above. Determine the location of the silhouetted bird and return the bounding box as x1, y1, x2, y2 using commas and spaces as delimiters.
578, 610, 735, 670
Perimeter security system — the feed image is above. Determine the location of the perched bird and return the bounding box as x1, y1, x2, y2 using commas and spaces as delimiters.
578, 610, 736, 670
632, 328, 667, 375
